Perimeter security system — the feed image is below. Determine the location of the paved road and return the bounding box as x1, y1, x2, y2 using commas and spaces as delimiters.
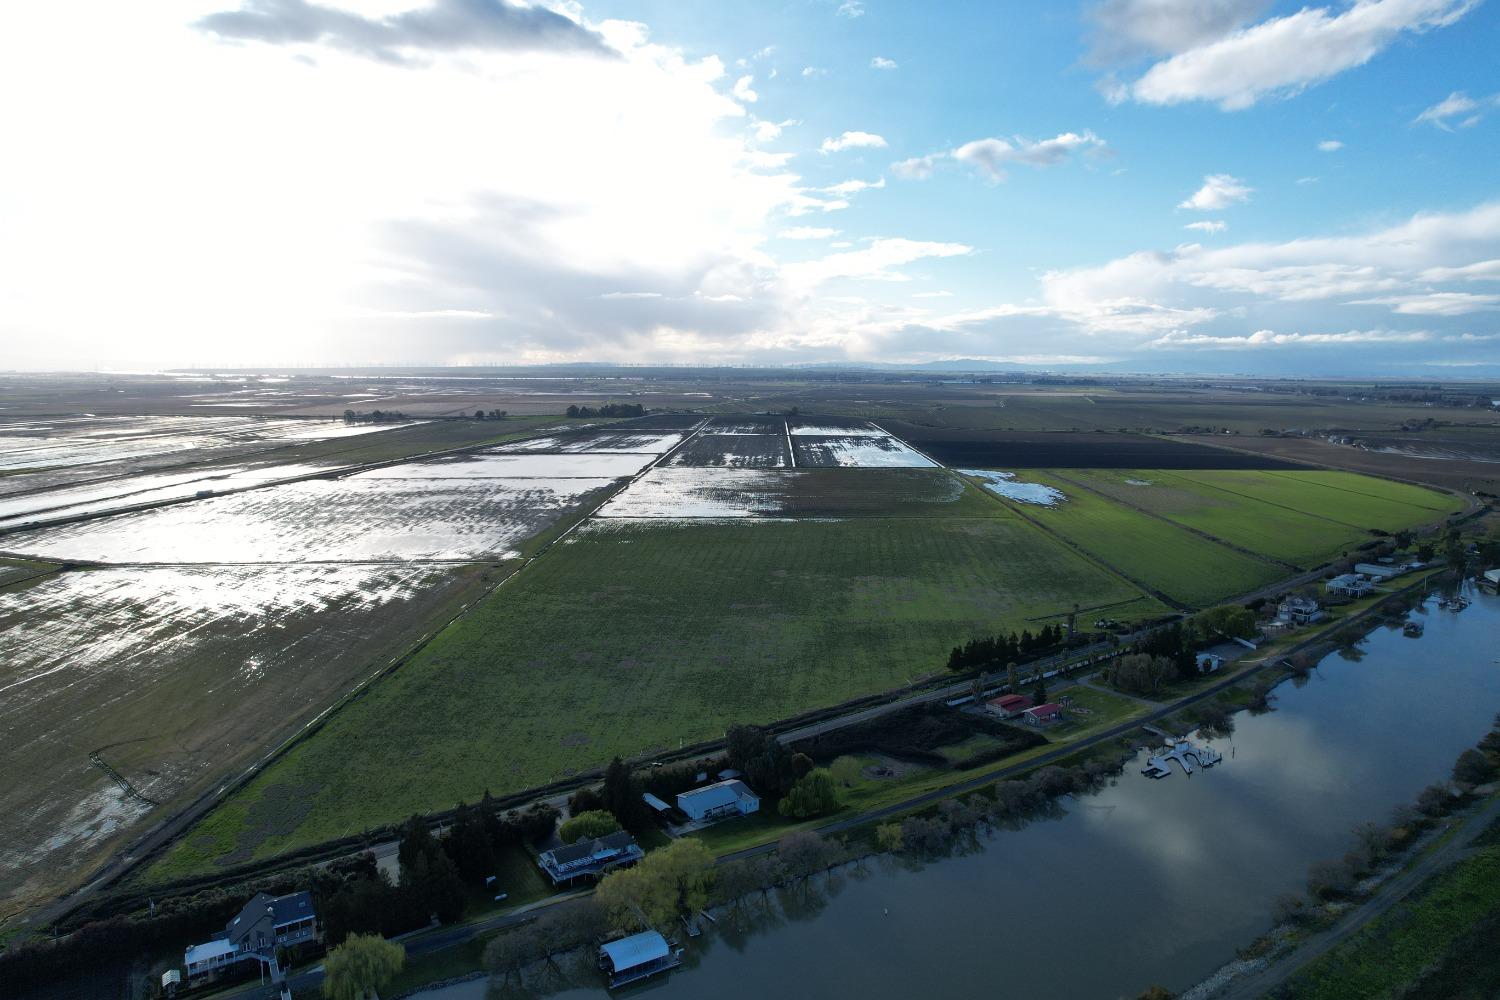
1216, 792, 1500, 1000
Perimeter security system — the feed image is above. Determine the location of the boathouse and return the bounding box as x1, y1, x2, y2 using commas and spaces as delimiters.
597, 930, 682, 988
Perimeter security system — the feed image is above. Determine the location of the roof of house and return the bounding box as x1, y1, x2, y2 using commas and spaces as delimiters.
185, 939, 235, 966
1027, 702, 1063, 716
678, 779, 758, 810
990, 694, 1032, 709
545, 830, 636, 866
226, 891, 315, 946
642, 792, 672, 812
600, 930, 670, 971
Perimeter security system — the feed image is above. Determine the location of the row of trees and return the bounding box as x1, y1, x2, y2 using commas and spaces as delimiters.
565, 403, 646, 418
471, 409, 509, 420
945, 624, 1068, 673
341, 408, 409, 423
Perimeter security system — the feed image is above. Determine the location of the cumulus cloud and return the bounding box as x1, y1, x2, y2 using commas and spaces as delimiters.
778, 226, 840, 240
1351, 292, 1500, 315
802, 65, 828, 78
892, 154, 943, 180
837, 0, 866, 17
1179, 174, 1252, 210
1317, 139, 1344, 151
1414, 90, 1498, 129
1087, 0, 1270, 63
732, 75, 758, 102
1185, 220, 1227, 234
821, 130, 888, 153
195, 0, 614, 64
1115, 0, 1477, 110
870, 56, 898, 70
898, 131, 1106, 182
824, 177, 885, 196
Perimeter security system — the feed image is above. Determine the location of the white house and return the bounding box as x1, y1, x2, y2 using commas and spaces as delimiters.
676, 779, 760, 822
1326, 573, 1374, 598
1276, 596, 1325, 627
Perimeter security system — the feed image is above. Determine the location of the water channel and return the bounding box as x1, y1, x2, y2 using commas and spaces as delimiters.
416, 585, 1500, 1000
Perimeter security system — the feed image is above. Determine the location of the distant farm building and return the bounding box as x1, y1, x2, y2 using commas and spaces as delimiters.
597, 930, 682, 988
1195, 652, 1224, 674
537, 830, 644, 885
184, 890, 319, 985
1023, 703, 1063, 726
1355, 562, 1404, 580
987, 693, 1034, 718
642, 792, 673, 815
676, 779, 760, 822
1327, 574, 1375, 598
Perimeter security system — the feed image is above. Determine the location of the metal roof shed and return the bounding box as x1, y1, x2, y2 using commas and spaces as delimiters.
598, 930, 681, 987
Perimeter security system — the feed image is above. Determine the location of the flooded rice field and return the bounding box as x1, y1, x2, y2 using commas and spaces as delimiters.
788, 419, 887, 437
962, 469, 1068, 506
0, 415, 396, 474
792, 435, 935, 468
0, 562, 477, 915
492, 429, 687, 454
359, 453, 654, 479
4, 476, 616, 563
665, 434, 792, 468
596, 467, 978, 518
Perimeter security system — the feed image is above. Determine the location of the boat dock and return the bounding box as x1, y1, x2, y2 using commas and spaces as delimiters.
1142, 737, 1223, 779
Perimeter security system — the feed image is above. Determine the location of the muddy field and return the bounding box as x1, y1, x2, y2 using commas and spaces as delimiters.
882, 429, 1303, 469
0, 561, 490, 920
791, 435, 935, 468
665, 433, 791, 467
597, 467, 996, 518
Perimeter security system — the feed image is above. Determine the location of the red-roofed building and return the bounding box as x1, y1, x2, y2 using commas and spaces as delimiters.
1023, 703, 1063, 726
986, 694, 1034, 719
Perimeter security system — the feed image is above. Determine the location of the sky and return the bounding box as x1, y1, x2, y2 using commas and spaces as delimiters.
1, 0, 1498, 376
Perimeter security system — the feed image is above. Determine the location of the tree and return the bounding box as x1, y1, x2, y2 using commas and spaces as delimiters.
603, 756, 647, 830
779, 769, 840, 819
396, 815, 436, 879
1453, 748, 1497, 786
1031, 675, 1047, 705
596, 839, 715, 932
777, 830, 830, 879
322, 934, 405, 1000
875, 822, 904, 853
1007, 661, 1019, 693
559, 810, 622, 844
401, 849, 466, 925
1193, 605, 1256, 641
829, 755, 862, 788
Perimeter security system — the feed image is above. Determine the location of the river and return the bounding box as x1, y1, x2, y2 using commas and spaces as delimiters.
414, 585, 1500, 1000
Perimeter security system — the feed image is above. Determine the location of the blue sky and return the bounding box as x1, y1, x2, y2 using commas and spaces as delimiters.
2, 0, 1498, 374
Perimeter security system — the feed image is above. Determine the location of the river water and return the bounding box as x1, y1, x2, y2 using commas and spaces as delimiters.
416, 586, 1500, 1000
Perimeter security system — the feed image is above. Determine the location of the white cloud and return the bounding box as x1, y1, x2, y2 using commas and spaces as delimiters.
782, 238, 973, 288
599, 291, 664, 299
778, 226, 840, 240
870, 56, 898, 70
1087, 0, 1270, 63
1120, 0, 1478, 110
837, 0, 866, 17
1414, 90, 1498, 129
1185, 220, 1228, 234
1179, 174, 1252, 210
751, 117, 797, 142
943, 131, 1106, 181
823, 177, 886, 196
1317, 139, 1344, 151
1419, 258, 1500, 282
732, 75, 758, 103
892, 154, 943, 179
913, 290, 954, 298
1351, 292, 1500, 315
820, 130, 888, 153
802, 65, 828, 78
1150, 329, 1436, 348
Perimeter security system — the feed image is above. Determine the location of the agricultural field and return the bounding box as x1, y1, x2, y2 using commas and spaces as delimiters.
1168, 469, 1462, 526
0, 561, 491, 920
1048, 470, 1376, 569
597, 467, 998, 519
791, 435, 935, 468
881, 429, 1301, 470
665, 433, 791, 467
150, 513, 1164, 876
965, 470, 1284, 606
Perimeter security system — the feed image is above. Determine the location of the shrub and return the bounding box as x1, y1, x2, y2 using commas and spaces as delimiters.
558, 810, 621, 844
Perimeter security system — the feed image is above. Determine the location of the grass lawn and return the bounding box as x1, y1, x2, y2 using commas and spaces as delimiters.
151, 514, 1160, 879
985, 472, 1283, 606
1056, 469, 1373, 569
1287, 845, 1500, 1000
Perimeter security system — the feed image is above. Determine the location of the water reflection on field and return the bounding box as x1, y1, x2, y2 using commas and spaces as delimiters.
414, 587, 1500, 1000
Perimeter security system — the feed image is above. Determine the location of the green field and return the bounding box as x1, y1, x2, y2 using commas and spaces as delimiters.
1167, 469, 1461, 529
972, 471, 1283, 606
151, 513, 1161, 878
1053, 470, 1377, 568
